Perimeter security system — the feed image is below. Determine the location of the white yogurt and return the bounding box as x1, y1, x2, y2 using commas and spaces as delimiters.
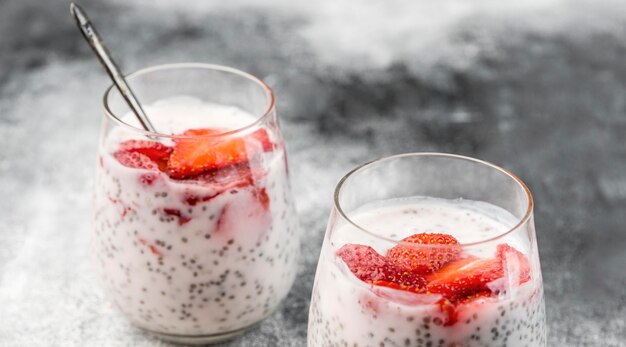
308, 197, 546, 347
94, 97, 299, 336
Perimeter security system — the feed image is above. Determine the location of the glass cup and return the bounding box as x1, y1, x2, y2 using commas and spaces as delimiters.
308, 153, 546, 347
94, 63, 299, 344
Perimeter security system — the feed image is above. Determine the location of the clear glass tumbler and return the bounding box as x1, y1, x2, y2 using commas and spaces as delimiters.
308, 153, 546, 347
94, 63, 299, 344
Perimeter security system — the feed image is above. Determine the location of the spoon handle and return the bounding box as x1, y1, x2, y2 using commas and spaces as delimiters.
70, 2, 157, 133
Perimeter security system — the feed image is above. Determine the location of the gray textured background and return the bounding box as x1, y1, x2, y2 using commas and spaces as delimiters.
1, 0, 625, 346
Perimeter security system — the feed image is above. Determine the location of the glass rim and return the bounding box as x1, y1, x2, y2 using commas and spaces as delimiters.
102, 62, 276, 139
333, 152, 534, 248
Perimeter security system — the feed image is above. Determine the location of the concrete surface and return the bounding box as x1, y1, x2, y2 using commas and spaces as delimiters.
0, 0, 625, 346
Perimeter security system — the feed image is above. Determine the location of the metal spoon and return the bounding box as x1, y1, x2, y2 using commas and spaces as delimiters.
70, 2, 157, 133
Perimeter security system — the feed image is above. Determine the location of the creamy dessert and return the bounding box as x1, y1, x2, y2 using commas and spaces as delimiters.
308, 197, 545, 347
94, 96, 299, 337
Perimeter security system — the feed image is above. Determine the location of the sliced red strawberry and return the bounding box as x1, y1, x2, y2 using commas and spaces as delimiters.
168, 128, 237, 178
189, 162, 256, 186
250, 128, 273, 151
337, 244, 427, 292
114, 151, 160, 170
456, 291, 494, 305
387, 233, 461, 274
432, 292, 496, 327
425, 244, 530, 304
117, 140, 171, 171
168, 128, 273, 179
372, 264, 427, 293
336, 244, 387, 282
181, 163, 266, 205
425, 256, 503, 303
496, 244, 531, 285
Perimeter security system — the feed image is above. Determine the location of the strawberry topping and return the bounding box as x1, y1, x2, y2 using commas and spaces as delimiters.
372, 264, 427, 293
114, 151, 161, 171
112, 128, 273, 183
337, 244, 427, 291
336, 244, 387, 282
116, 140, 172, 171
456, 291, 494, 305
168, 128, 272, 179
387, 233, 461, 274
111, 128, 275, 206
180, 162, 267, 205
496, 243, 531, 285
336, 234, 532, 326
425, 256, 504, 303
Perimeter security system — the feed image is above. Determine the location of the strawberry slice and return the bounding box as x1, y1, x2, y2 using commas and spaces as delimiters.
190, 161, 258, 186
457, 291, 494, 305
425, 244, 531, 303
168, 128, 273, 179
116, 140, 172, 171
432, 291, 496, 327
496, 244, 531, 285
181, 162, 267, 204
372, 264, 427, 293
425, 256, 503, 303
336, 244, 387, 282
250, 128, 274, 152
114, 151, 160, 170
338, 241, 529, 303
387, 233, 461, 274
337, 244, 427, 292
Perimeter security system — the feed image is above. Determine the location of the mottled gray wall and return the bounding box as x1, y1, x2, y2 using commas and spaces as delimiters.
0, 1, 625, 346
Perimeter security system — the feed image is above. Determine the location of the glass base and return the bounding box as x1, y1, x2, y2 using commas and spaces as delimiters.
139, 323, 257, 345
